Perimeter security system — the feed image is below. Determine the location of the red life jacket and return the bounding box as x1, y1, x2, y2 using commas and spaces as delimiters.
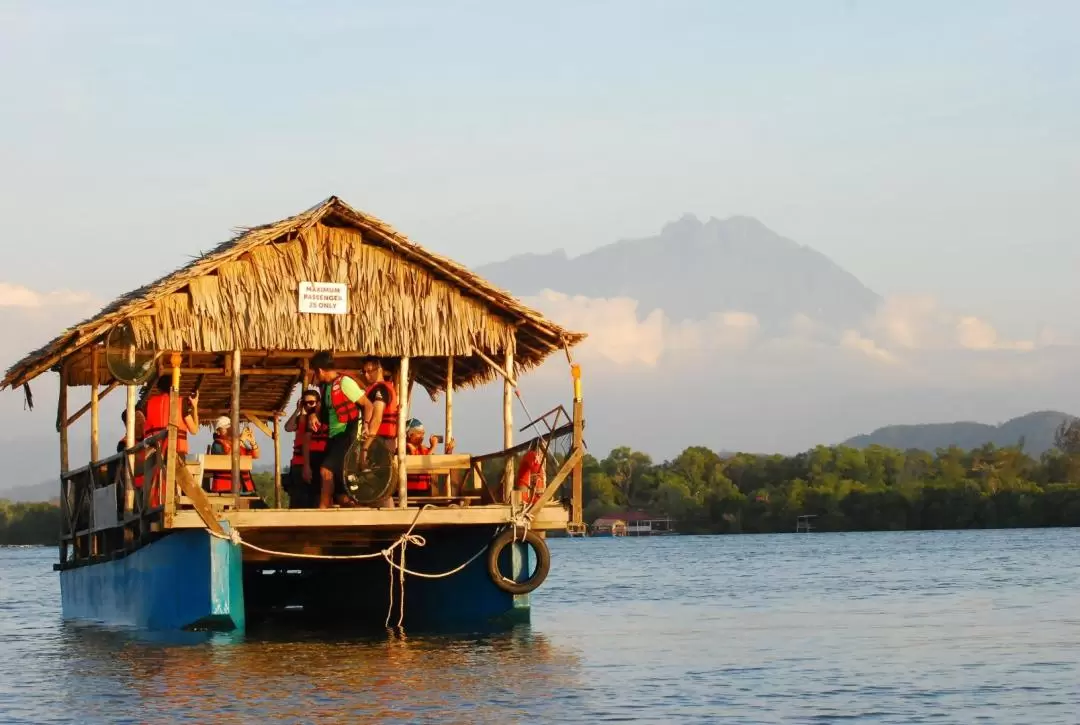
290, 416, 328, 466
366, 379, 399, 438
406, 442, 432, 492
143, 392, 188, 455
327, 375, 362, 429
117, 438, 146, 489
515, 449, 546, 506
209, 433, 255, 493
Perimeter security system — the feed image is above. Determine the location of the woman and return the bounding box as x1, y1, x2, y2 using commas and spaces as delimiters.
404, 418, 454, 496
284, 387, 327, 508
209, 416, 259, 495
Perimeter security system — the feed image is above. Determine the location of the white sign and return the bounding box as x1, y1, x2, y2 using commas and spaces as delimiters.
298, 281, 348, 315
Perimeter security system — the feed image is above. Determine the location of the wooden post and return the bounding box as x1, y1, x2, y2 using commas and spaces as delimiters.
124, 385, 136, 514
502, 340, 515, 503
90, 347, 100, 464
445, 356, 454, 495
58, 363, 69, 474
164, 388, 178, 528
571, 364, 584, 525
273, 415, 282, 508
231, 349, 241, 496
397, 357, 410, 508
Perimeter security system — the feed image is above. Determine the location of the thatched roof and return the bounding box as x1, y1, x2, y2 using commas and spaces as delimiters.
2, 196, 584, 419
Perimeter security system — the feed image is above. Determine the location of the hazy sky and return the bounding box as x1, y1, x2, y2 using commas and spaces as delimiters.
2, 1, 1078, 330
1, 1, 1079, 485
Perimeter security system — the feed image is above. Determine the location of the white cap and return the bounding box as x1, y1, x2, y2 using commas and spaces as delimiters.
214, 416, 231, 431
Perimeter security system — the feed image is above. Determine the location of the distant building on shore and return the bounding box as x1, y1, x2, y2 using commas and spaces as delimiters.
591, 511, 675, 537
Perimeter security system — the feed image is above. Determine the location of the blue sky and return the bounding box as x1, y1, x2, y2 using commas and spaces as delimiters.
1, 0, 1078, 329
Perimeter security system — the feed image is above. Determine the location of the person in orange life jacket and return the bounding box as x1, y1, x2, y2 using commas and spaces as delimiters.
107, 409, 146, 490
358, 356, 401, 506
311, 351, 373, 509
141, 375, 199, 461
405, 418, 455, 495
283, 386, 328, 509
209, 416, 259, 494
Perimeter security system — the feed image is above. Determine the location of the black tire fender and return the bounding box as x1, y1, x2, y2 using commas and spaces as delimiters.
486, 528, 551, 595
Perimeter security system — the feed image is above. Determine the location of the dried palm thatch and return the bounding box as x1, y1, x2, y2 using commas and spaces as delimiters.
2, 197, 585, 418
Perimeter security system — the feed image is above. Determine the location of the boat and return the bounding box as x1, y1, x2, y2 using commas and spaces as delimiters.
1, 196, 588, 632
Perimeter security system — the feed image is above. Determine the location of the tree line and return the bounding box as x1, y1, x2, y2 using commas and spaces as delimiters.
581, 422, 1080, 532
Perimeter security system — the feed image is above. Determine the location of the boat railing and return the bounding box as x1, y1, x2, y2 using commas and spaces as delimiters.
58, 431, 167, 567
471, 421, 579, 507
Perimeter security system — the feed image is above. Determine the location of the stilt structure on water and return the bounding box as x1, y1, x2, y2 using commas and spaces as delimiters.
1, 196, 588, 631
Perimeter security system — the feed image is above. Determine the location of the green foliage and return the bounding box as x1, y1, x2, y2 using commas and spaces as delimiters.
0, 499, 62, 545
582, 444, 1080, 533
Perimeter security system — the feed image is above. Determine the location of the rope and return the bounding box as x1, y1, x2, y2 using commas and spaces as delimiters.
204, 504, 511, 627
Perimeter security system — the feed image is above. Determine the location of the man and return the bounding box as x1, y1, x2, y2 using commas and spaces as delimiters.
405, 418, 455, 496
311, 351, 372, 508
360, 356, 401, 506
283, 386, 327, 508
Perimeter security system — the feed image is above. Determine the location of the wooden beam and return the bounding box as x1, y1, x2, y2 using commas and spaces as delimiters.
525, 446, 584, 514
90, 346, 100, 463
470, 346, 517, 387
445, 357, 454, 497
65, 381, 120, 428
243, 413, 273, 438
572, 399, 584, 525
404, 454, 473, 471
396, 357, 409, 508
272, 416, 282, 509
58, 364, 70, 474
231, 349, 241, 496
174, 459, 225, 536
164, 387, 178, 528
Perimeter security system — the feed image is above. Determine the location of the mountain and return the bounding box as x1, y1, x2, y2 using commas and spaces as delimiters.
0, 480, 57, 503
476, 214, 881, 332
841, 411, 1074, 455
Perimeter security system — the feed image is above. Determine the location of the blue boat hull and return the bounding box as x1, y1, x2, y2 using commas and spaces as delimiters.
59, 524, 532, 632
59, 527, 245, 631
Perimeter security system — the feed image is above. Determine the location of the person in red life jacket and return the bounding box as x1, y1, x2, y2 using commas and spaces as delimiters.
358, 356, 402, 506
515, 447, 547, 506
311, 351, 373, 508
283, 386, 328, 508
208, 416, 260, 494
109, 409, 146, 488
141, 375, 199, 461
404, 418, 456, 496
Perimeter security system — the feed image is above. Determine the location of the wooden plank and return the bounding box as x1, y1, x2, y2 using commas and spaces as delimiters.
172, 459, 225, 536
201, 454, 253, 471
470, 345, 517, 387
524, 446, 584, 514
170, 503, 571, 530
397, 357, 409, 508
445, 357, 454, 497
164, 388, 178, 528
404, 454, 472, 471
231, 349, 241, 495
124, 385, 136, 514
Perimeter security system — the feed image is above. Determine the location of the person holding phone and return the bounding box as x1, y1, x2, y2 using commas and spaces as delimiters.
404, 418, 455, 496
142, 375, 199, 462
283, 387, 327, 508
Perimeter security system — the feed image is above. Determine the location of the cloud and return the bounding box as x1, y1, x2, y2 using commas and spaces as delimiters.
866, 295, 1035, 352
840, 330, 898, 364
0, 282, 95, 308
0, 282, 98, 372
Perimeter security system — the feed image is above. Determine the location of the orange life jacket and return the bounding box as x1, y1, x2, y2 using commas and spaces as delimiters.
515, 449, 546, 506
366, 379, 399, 438
209, 433, 255, 493
290, 417, 328, 466
327, 375, 362, 430
143, 392, 188, 455
406, 442, 432, 492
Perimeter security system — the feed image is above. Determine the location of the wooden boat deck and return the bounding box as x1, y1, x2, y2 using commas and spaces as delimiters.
172, 503, 569, 531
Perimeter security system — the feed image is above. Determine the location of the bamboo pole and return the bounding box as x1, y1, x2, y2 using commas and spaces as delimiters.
164, 390, 178, 528
90, 345, 100, 463
58, 363, 69, 474
397, 357, 410, 508
231, 349, 241, 496
65, 381, 119, 427
273, 415, 282, 509
502, 342, 514, 503
445, 357, 454, 495
124, 385, 136, 514
571, 364, 584, 525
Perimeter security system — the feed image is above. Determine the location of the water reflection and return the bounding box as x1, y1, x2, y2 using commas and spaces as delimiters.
55, 621, 582, 724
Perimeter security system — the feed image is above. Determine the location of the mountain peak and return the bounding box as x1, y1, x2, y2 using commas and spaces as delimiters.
661, 213, 704, 239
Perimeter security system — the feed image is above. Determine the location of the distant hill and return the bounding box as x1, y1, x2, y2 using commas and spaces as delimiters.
841, 411, 1074, 455
0, 480, 57, 504
476, 213, 881, 333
